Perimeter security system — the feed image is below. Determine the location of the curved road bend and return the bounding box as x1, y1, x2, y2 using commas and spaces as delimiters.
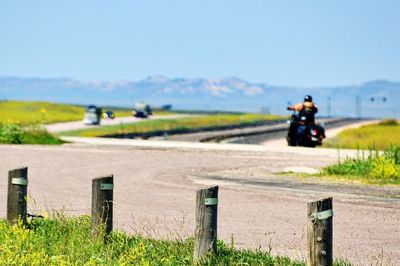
149, 117, 350, 143
0, 137, 398, 265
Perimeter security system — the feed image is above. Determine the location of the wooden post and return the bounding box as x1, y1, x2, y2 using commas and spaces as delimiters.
307, 197, 333, 266
7, 167, 28, 224
92, 175, 113, 237
194, 185, 218, 262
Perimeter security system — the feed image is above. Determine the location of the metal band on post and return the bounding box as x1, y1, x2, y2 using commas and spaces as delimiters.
7, 167, 28, 224
204, 198, 218, 206
11, 178, 28, 186
100, 183, 113, 191
92, 175, 114, 238
317, 209, 333, 220
307, 197, 333, 266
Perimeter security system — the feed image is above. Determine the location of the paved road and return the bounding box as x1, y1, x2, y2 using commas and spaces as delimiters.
45, 114, 192, 133
150, 117, 349, 143
0, 140, 398, 265
262, 120, 380, 147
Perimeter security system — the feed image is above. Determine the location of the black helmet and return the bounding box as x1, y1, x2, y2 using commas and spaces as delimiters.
304, 95, 313, 102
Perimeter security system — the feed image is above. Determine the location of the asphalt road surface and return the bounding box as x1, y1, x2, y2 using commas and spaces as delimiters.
0, 139, 399, 265
262, 120, 380, 147
150, 117, 349, 143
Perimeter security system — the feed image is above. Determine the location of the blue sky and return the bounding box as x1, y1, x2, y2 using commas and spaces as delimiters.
1, 0, 399, 86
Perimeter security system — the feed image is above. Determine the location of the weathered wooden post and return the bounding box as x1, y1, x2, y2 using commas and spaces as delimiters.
194, 185, 218, 262
307, 197, 333, 266
92, 175, 113, 237
7, 167, 28, 225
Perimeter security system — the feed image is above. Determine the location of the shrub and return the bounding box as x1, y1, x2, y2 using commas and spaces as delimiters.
379, 119, 398, 126
0, 123, 26, 144
383, 144, 400, 164
370, 157, 400, 180
0, 123, 63, 145
323, 158, 373, 176
23, 128, 64, 145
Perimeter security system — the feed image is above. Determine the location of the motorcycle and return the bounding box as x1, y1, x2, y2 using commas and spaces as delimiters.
286, 111, 325, 147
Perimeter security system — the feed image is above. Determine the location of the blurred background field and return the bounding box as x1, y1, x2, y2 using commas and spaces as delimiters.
323, 119, 400, 150
0, 101, 131, 144
60, 113, 284, 137
0, 101, 83, 125
0, 100, 284, 143
0, 100, 132, 125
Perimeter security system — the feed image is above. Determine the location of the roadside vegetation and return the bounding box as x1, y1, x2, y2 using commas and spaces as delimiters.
0, 100, 84, 125
324, 119, 400, 150
0, 100, 132, 125
0, 123, 63, 145
0, 100, 283, 143
322, 144, 400, 185
0, 101, 78, 144
0, 100, 132, 145
0, 215, 351, 265
61, 114, 284, 137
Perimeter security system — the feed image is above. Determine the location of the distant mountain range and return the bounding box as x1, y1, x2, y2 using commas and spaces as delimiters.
1, 75, 399, 118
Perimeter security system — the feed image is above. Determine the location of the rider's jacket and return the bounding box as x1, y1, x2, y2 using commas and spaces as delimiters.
288, 102, 318, 124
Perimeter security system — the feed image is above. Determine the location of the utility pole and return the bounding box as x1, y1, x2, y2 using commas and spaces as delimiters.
369, 96, 389, 118
356, 96, 361, 119
327, 96, 331, 118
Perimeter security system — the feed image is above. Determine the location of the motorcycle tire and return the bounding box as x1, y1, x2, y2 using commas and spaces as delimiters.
286, 137, 296, 146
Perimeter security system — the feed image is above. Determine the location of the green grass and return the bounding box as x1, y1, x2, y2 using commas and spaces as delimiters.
322, 145, 400, 185
110, 109, 134, 118
0, 100, 132, 125
22, 128, 65, 145
0, 215, 351, 265
324, 119, 400, 150
61, 114, 285, 137
0, 100, 134, 144
0, 100, 85, 125
0, 123, 63, 145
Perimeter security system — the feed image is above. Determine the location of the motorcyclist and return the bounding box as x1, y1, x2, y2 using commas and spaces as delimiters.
287, 95, 318, 124
286, 95, 318, 144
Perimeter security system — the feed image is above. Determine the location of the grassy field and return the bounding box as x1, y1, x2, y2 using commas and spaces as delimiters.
0, 215, 351, 265
0, 100, 133, 145
324, 119, 400, 150
0, 100, 132, 125
61, 114, 284, 137
0, 100, 284, 143
321, 144, 400, 185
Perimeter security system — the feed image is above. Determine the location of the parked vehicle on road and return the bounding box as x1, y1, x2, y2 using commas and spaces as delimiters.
83, 105, 102, 125
132, 102, 153, 118
286, 111, 325, 147
103, 110, 115, 119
